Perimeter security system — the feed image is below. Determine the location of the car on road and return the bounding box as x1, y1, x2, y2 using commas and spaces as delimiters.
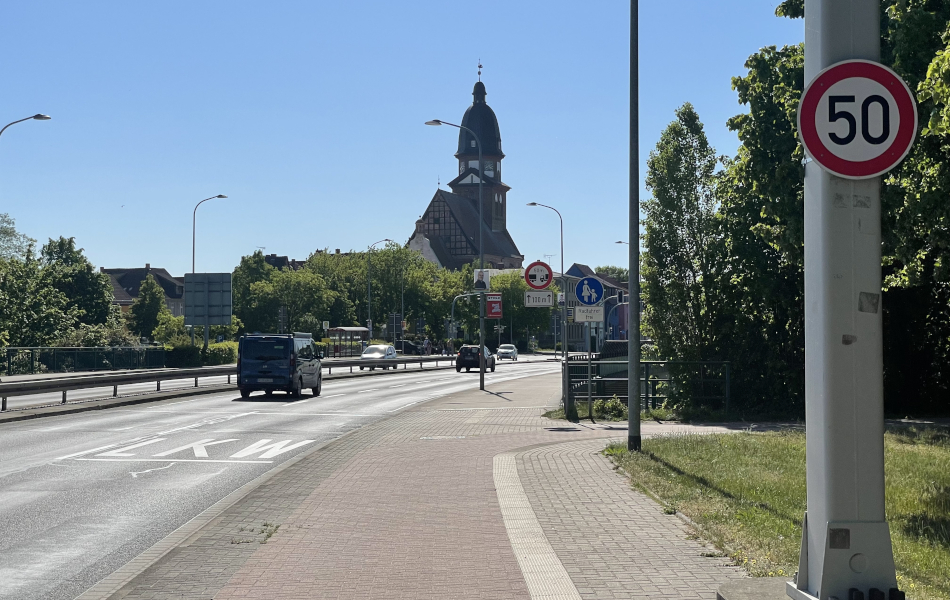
360, 344, 398, 370
394, 339, 423, 355
237, 332, 323, 398
496, 344, 518, 361
455, 344, 495, 373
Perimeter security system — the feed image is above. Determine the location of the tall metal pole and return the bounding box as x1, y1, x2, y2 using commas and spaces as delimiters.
425, 120, 486, 390
791, 2, 898, 599
628, 0, 641, 451
191, 194, 227, 347
366, 238, 391, 341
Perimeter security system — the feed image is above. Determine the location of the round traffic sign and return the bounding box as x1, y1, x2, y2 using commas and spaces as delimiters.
574, 277, 604, 306
524, 261, 553, 290
798, 59, 917, 179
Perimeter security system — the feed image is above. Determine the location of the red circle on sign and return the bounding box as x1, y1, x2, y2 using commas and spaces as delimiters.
798, 60, 917, 179
524, 261, 553, 290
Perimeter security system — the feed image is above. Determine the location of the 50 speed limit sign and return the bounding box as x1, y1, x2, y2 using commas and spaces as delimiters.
798, 59, 917, 179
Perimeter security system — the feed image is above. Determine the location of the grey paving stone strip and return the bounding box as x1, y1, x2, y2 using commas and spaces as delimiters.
494, 451, 583, 600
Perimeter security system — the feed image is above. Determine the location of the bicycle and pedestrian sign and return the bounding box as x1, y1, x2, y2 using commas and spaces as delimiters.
798, 59, 917, 179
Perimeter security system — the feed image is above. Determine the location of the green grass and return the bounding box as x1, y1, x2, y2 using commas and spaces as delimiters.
607, 426, 950, 599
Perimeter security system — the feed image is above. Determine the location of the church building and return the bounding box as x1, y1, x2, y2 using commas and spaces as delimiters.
408, 80, 524, 271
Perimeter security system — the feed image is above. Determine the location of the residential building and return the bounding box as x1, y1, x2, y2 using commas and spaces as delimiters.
102, 264, 185, 316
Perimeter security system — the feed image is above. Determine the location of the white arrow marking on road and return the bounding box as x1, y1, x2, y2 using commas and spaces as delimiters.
230, 439, 315, 459
152, 438, 239, 458
97, 438, 167, 457
130, 463, 177, 478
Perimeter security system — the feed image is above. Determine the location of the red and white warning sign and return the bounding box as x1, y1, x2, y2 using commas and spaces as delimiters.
798, 59, 917, 179
486, 293, 502, 319
524, 261, 553, 290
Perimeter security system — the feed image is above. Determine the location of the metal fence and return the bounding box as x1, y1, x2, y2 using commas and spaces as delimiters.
2, 347, 166, 375
566, 355, 731, 412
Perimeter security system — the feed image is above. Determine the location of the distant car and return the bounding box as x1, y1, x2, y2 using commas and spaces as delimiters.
360, 344, 398, 370
394, 339, 423, 355
455, 345, 495, 373
496, 344, 518, 361
237, 333, 323, 398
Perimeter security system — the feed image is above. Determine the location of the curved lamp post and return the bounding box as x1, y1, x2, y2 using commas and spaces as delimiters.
0, 114, 51, 140
367, 238, 391, 340
426, 119, 488, 391
192, 195, 228, 273
527, 202, 577, 422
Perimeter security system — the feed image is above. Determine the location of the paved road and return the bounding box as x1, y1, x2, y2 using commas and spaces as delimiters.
0, 359, 558, 600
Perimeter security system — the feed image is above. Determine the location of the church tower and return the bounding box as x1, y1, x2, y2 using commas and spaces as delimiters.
448, 81, 510, 233
407, 77, 523, 271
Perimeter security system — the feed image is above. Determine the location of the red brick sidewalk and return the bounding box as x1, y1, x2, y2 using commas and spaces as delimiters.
93, 372, 745, 600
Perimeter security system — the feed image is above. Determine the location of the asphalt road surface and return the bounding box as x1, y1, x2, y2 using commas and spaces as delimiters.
0, 359, 559, 600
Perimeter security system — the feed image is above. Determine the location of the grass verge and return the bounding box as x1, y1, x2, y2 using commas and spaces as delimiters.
606, 427, 950, 599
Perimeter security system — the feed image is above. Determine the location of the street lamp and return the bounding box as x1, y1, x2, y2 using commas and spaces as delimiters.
426, 118, 488, 391
527, 201, 577, 422
190, 194, 227, 348
0, 114, 51, 139
192, 195, 228, 274
367, 238, 391, 340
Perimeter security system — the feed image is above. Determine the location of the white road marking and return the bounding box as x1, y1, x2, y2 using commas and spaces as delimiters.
320, 394, 345, 398
79, 458, 271, 464
110, 426, 136, 431
389, 384, 407, 388
358, 389, 378, 394
56, 443, 122, 461
230, 439, 315, 459
281, 399, 308, 407
153, 438, 239, 458
97, 438, 167, 457
130, 463, 177, 478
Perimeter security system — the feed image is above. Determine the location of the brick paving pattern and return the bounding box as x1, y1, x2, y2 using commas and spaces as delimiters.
102, 374, 748, 600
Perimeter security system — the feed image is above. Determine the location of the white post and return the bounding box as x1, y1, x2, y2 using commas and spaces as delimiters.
792, 1, 898, 599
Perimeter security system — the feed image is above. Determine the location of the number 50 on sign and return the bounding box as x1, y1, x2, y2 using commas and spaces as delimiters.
798, 59, 917, 180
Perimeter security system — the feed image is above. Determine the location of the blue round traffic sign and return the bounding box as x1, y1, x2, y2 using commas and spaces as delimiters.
574, 278, 604, 306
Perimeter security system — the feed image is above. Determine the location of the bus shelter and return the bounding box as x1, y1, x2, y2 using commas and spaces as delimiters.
328, 327, 369, 357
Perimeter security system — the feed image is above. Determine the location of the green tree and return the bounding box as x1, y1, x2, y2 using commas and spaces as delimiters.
40, 237, 113, 326
58, 305, 137, 347
642, 103, 723, 363
0, 250, 75, 346
126, 274, 169, 340
232, 251, 276, 331
0, 213, 35, 260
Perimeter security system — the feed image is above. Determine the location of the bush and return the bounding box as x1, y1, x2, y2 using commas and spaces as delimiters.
203, 342, 237, 365
165, 345, 201, 368
593, 396, 629, 420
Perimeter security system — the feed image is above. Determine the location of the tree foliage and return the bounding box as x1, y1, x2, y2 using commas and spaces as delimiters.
642, 103, 722, 363
126, 274, 168, 340
0, 213, 35, 260
40, 237, 113, 326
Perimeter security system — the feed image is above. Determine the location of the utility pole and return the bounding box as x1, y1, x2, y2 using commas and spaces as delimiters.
627, 0, 641, 451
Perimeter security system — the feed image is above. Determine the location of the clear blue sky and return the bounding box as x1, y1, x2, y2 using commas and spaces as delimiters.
0, 1, 802, 277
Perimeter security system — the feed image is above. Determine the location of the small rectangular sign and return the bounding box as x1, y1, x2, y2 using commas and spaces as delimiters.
525, 291, 553, 307
575, 306, 604, 322
184, 273, 233, 326
486, 293, 503, 319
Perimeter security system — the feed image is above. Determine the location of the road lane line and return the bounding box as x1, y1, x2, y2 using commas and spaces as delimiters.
130, 463, 177, 478
56, 443, 122, 460
78, 458, 272, 464
357, 389, 379, 393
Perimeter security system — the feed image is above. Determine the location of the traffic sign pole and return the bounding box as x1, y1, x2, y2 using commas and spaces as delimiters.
791, 2, 900, 599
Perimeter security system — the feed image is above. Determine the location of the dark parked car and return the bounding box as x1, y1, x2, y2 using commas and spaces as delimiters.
394, 339, 423, 355
237, 333, 323, 398
456, 345, 495, 373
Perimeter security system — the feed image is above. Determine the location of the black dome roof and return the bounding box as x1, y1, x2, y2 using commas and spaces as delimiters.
456, 81, 504, 158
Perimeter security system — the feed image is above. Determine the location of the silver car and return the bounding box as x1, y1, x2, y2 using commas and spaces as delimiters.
496, 344, 518, 361
360, 344, 398, 370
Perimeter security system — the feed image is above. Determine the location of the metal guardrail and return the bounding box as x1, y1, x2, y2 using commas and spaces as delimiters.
0, 356, 456, 411
3, 346, 166, 375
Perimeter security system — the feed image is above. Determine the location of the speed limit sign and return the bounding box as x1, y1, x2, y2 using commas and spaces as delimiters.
798, 59, 917, 179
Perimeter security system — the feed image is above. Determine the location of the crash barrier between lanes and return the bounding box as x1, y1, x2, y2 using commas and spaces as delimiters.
0, 356, 456, 411
3, 346, 166, 376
